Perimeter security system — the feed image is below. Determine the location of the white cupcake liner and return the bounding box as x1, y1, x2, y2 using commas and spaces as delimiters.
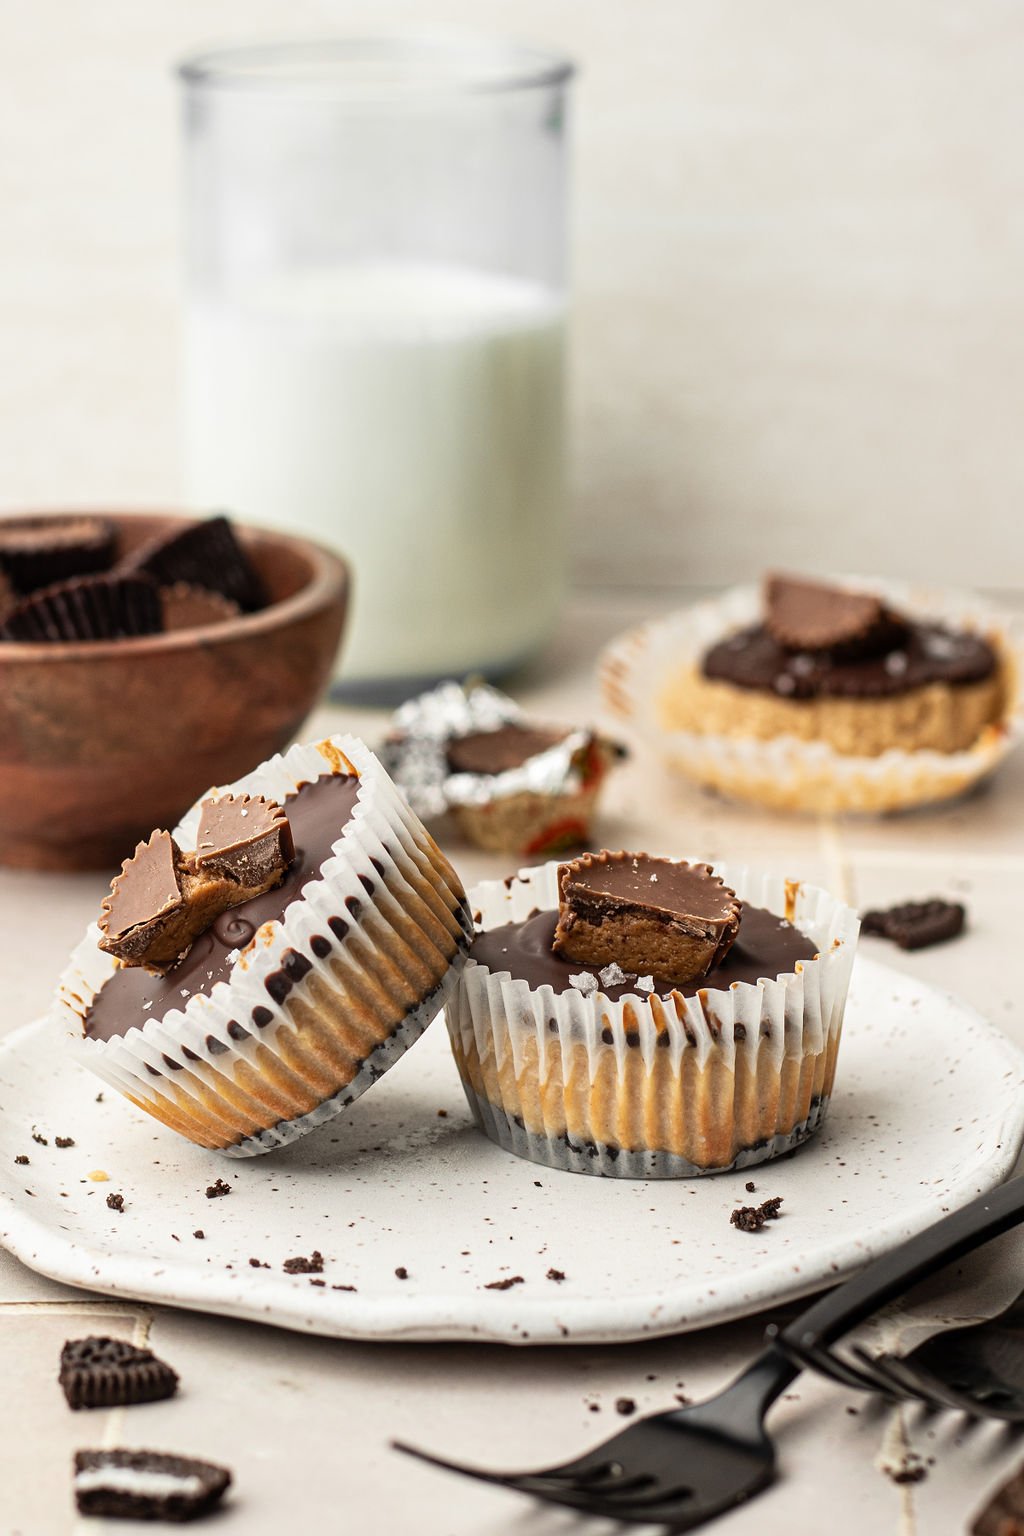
55, 736, 472, 1156
599, 580, 1024, 814
446, 859, 858, 1178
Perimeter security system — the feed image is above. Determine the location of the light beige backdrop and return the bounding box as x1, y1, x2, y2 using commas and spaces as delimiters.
1, 0, 1022, 588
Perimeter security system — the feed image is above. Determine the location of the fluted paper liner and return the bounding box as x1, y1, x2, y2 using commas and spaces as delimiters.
600, 580, 1023, 815
446, 860, 858, 1177
55, 736, 471, 1156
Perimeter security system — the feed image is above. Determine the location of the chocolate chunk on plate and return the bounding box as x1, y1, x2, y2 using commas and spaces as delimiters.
553, 850, 741, 986
0, 513, 116, 594
124, 514, 266, 612
0, 572, 162, 643
60, 1336, 179, 1410
73, 1448, 231, 1522
862, 898, 965, 951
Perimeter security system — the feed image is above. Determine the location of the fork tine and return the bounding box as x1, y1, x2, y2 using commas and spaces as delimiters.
773, 1335, 906, 1399
391, 1440, 526, 1490
851, 1349, 978, 1415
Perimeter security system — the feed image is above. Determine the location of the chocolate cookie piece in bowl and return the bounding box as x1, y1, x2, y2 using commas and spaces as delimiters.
446, 854, 858, 1178
381, 680, 625, 856
0, 510, 347, 868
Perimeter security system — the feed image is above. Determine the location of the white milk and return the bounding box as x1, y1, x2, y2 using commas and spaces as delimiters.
183, 262, 566, 687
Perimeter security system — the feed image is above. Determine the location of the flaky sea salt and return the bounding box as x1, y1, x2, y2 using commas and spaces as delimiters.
884, 651, 908, 676
598, 962, 629, 988
568, 972, 598, 996
227, 949, 240, 964
635, 975, 655, 993
649, 873, 658, 883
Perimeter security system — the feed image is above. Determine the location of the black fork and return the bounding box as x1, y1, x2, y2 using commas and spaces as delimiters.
395, 1176, 1024, 1530
775, 1285, 1024, 1421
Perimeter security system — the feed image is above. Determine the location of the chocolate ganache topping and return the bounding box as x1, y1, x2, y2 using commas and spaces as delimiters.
703, 621, 997, 701
470, 904, 815, 1001
84, 773, 360, 1042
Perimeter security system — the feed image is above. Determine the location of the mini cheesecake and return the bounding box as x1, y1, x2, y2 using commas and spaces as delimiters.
662, 573, 1007, 759
56, 735, 472, 1156
381, 680, 625, 857
445, 854, 858, 1178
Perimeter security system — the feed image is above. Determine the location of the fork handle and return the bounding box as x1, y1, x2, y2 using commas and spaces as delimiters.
776, 1173, 1024, 1354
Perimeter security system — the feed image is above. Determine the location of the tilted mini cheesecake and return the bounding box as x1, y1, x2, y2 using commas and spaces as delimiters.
446, 851, 858, 1177
55, 735, 472, 1156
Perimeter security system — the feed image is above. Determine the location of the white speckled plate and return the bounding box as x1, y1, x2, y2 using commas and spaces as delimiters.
1, 957, 1022, 1345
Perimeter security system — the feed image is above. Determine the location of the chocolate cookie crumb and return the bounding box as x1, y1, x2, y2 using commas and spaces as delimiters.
283, 1251, 324, 1275
248, 1258, 269, 1269
730, 1196, 784, 1232
546, 1268, 567, 1283
309, 1278, 326, 1287
745, 1180, 756, 1193
106, 1193, 124, 1213
862, 898, 965, 951
332, 1284, 357, 1292
395, 1266, 409, 1280
436, 1108, 448, 1118
55, 1136, 76, 1149
14, 1154, 28, 1166
193, 1230, 204, 1240
32, 1129, 48, 1146
205, 1178, 231, 1199
615, 1397, 637, 1416
484, 1275, 524, 1291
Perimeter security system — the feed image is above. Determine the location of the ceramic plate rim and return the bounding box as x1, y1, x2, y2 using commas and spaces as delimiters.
2, 955, 1023, 1345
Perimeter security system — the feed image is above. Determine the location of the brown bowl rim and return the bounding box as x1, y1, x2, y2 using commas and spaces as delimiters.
0, 510, 349, 662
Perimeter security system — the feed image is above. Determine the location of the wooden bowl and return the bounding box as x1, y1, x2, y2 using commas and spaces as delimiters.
0, 512, 349, 870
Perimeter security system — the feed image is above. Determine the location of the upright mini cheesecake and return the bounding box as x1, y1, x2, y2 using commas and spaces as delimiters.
446, 852, 858, 1178
664, 573, 1008, 759
56, 735, 472, 1155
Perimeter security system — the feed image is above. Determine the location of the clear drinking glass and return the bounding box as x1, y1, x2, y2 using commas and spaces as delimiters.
179, 35, 574, 697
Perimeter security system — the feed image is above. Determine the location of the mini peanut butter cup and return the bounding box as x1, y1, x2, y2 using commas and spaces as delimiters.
765, 573, 889, 653
194, 793, 295, 891
0, 514, 116, 595
98, 798, 293, 970
553, 850, 742, 985
160, 581, 240, 631
0, 572, 162, 642
124, 514, 266, 611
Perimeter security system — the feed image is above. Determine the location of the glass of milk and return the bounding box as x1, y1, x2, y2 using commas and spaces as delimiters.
178, 35, 574, 696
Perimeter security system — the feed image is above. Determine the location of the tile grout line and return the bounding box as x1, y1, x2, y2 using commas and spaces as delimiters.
818, 815, 855, 906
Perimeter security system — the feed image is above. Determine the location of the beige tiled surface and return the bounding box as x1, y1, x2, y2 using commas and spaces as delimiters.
2, 589, 1024, 1534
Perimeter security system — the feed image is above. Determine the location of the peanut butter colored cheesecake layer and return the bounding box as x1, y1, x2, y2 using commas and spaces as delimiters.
446, 857, 858, 1179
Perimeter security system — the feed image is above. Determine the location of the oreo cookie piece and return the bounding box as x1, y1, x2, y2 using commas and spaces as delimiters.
861, 898, 966, 951
125, 515, 266, 612
60, 1335, 179, 1410
0, 513, 116, 594
0, 572, 162, 642
73, 1449, 231, 1522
